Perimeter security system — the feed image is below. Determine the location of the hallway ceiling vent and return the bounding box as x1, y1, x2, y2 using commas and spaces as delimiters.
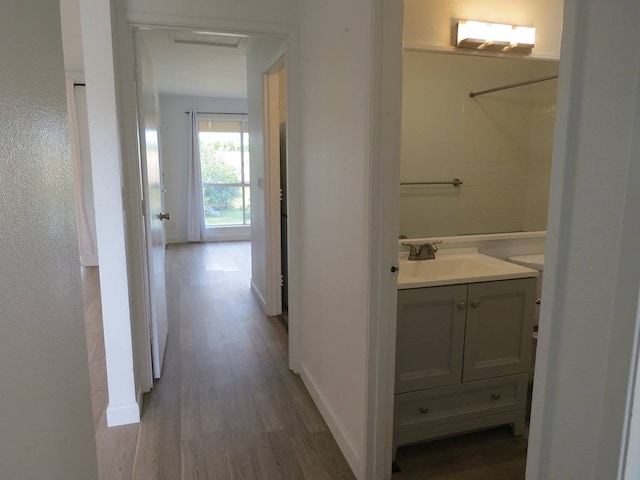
170, 31, 248, 50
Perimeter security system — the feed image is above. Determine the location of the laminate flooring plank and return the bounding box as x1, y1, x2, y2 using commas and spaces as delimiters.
290, 433, 337, 480
311, 431, 358, 480
95, 413, 139, 480
265, 430, 306, 480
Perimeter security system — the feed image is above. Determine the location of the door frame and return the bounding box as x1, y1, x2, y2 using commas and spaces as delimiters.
365, 0, 404, 477
263, 52, 286, 318
116, 13, 303, 375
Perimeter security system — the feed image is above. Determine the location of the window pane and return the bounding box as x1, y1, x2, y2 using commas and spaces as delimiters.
203, 186, 244, 226
199, 130, 242, 184
243, 131, 250, 184
244, 187, 251, 225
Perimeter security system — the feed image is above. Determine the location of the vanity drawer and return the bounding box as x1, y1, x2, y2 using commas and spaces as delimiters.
394, 373, 528, 434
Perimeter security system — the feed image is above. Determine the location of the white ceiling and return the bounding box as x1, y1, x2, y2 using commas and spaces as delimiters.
139, 29, 249, 98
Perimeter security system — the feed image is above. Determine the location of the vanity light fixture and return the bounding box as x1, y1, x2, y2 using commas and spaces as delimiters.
456, 20, 536, 53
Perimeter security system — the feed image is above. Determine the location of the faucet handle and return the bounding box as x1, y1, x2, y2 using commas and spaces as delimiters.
401, 242, 421, 259
429, 240, 443, 252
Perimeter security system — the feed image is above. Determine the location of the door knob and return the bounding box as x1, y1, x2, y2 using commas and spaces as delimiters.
157, 212, 171, 220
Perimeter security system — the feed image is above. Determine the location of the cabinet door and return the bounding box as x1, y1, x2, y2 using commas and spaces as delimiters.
463, 278, 535, 382
396, 285, 467, 393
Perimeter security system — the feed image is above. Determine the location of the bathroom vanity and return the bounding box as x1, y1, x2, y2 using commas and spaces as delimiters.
393, 249, 537, 455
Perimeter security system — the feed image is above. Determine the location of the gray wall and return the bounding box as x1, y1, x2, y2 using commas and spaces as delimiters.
0, 1, 98, 478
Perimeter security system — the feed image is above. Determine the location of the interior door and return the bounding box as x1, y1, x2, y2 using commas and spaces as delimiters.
134, 31, 169, 379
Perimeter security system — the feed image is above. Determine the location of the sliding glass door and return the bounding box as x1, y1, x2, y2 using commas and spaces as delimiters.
197, 117, 250, 227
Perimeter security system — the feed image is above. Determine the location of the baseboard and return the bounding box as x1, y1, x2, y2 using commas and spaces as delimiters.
106, 401, 141, 427
167, 235, 188, 244
250, 279, 268, 315
299, 363, 361, 477
204, 227, 251, 242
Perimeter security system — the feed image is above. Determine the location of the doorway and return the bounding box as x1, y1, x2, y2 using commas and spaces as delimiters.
129, 22, 296, 385
376, 0, 562, 478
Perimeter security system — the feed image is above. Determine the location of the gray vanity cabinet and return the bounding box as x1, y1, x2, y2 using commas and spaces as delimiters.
463, 279, 535, 382
394, 277, 536, 454
395, 285, 467, 393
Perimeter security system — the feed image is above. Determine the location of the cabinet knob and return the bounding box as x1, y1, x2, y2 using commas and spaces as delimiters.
457, 301, 467, 310
419, 406, 429, 414
492, 393, 501, 400
471, 299, 480, 308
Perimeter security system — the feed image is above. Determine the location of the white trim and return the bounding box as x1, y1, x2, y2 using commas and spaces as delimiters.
299, 363, 361, 477
204, 226, 251, 242
106, 402, 141, 427
283, 30, 301, 374
366, 0, 404, 479
263, 55, 285, 318
250, 279, 268, 313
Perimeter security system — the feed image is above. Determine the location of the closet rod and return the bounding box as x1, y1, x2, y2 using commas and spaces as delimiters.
469, 74, 558, 98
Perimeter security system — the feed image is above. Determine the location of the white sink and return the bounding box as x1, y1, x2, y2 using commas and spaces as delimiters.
397, 249, 538, 289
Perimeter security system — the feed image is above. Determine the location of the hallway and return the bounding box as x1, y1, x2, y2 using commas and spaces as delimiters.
130, 241, 355, 479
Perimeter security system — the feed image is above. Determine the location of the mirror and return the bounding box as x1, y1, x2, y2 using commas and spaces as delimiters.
400, 51, 559, 238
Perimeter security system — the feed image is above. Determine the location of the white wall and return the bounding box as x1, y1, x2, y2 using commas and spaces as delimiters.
403, 0, 564, 60
159, 95, 248, 244
297, 0, 372, 475
0, 1, 98, 478
400, 51, 557, 237
124, 0, 297, 25
527, 0, 640, 477
246, 38, 284, 312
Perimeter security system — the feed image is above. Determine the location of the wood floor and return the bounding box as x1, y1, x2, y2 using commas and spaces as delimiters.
132, 241, 355, 479
82, 267, 139, 480
84, 241, 528, 479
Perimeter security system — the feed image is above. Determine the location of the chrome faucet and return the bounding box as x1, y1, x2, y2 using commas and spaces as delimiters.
401, 240, 443, 260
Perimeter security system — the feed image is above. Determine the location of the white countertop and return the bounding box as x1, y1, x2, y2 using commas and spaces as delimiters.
397, 249, 538, 290
507, 254, 545, 271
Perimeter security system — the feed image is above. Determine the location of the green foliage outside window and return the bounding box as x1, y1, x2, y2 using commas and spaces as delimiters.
199, 140, 245, 209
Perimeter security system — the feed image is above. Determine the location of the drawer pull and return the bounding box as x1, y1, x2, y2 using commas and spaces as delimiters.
457, 301, 467, 310
419, 406, 429, 414
471, 299, 480, 308
492, 393, 501, 400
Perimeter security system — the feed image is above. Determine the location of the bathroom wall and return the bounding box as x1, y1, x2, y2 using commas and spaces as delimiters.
158, 95, 248, 244
400, 51, 558, 238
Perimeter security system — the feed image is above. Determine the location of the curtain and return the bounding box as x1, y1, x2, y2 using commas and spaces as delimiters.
186, 110, 205, 242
